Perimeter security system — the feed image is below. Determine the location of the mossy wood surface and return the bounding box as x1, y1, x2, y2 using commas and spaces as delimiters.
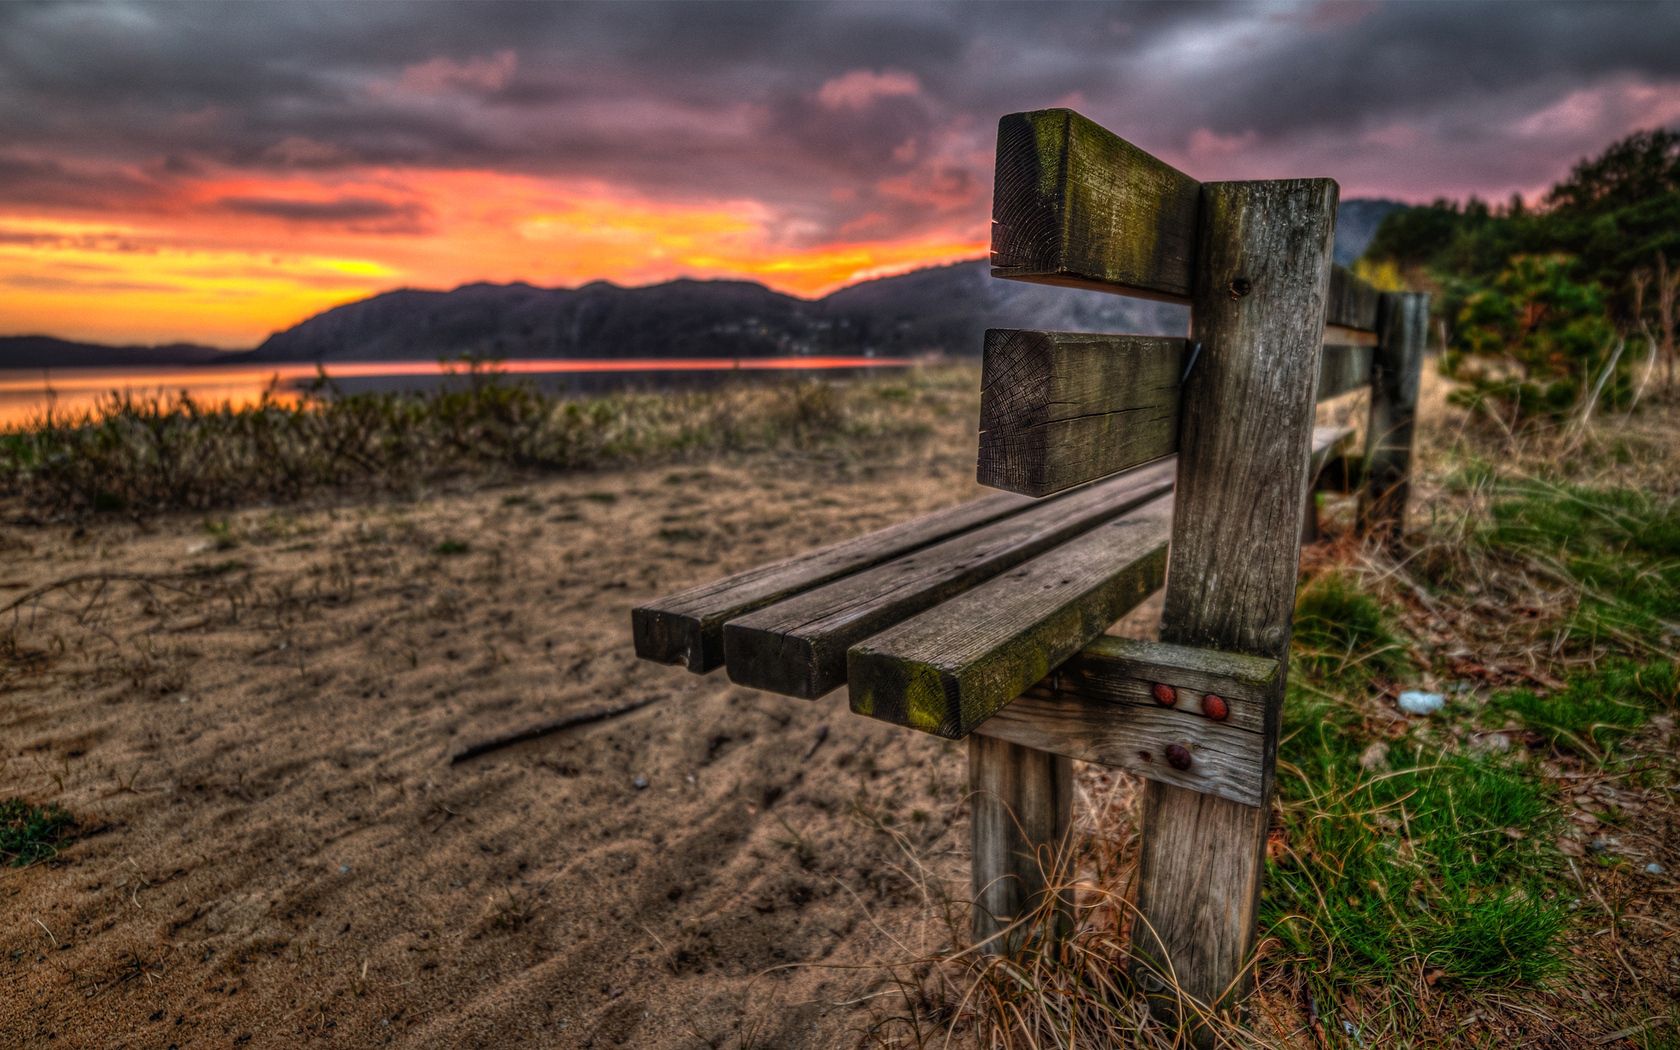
632, 488, 1036, 671
1360, 291, 1429, 544
968, 735, 1072, 953
847, 496, 1175, 738
977, 325, 1363, 496
975, 637, 1277, 806
990, 108, 1378, 331
1133, 177, 1339, 1029
725, 460, 1175, 698
977, 330, 1187, 497
1316, 344, 1374, 403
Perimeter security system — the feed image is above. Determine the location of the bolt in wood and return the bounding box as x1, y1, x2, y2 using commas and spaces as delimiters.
1202, 694, 1228, 721
1152, 682, 1177, 706
1165, 743, 1192, 770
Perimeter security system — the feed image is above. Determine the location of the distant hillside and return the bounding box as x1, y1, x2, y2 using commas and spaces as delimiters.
0, 336, 233, 369
248, 197, 1399, 362
1335, 198, 1408, 265
10, 199, 1402, 365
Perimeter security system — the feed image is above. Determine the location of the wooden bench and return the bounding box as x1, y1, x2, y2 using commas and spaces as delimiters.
632, 108, 1427, 1041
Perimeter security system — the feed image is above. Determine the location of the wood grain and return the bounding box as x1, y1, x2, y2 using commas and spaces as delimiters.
977, 330, 1187, 496
989, 108, 1379, 330
847, 496, 1173, 738
724, 461, 1175, 698
1316, 344, 1373, 403
1360, 291, 1429, 545
991, 109, 1200, 303
969, 734, 1072, 953
632, 489, 1036, 672
1132, 177, 1337, 1030
974, 637, 1277, 806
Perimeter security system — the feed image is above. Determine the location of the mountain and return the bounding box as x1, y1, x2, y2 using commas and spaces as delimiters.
1334, 198, 1408, 265
249, 262, 1191, 362
0, 336, 233, 369
248, 197, 1401, 362
9, 199, 1403, 366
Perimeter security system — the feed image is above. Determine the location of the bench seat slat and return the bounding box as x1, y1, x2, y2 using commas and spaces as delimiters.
847, 426, 1353, 740
848, 495, 1174, 737
633, 488, 1037, 672
722, 459, 1176, 698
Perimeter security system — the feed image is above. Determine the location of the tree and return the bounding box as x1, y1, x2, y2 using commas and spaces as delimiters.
1444, 254, 1620, 422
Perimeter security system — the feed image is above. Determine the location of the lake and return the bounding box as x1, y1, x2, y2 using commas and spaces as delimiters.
0, 356, 916, 430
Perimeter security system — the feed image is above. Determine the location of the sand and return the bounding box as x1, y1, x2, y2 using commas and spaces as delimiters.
0, 399, 1009, 1048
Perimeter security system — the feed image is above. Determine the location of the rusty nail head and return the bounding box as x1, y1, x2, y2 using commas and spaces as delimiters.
1152, 682, 1177, 706
1203, 694, 1229, 722
1165, 743, 1192, 770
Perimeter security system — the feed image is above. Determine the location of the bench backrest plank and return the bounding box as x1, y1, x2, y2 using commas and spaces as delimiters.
990, 108, 1379, 331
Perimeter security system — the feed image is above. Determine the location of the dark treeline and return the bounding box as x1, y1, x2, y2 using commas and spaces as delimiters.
1363, 129, 1680, 421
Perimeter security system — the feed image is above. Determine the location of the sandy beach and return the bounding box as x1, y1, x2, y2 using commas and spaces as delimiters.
0, 378, 1009, 1048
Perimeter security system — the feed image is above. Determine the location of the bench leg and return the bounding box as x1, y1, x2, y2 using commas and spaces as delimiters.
968, 734, 1072, 953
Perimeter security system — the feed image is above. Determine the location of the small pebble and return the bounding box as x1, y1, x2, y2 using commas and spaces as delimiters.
338, 864, 351, 874
1647, 862, 1666, 875
1397, 690, 1445, 716
632, 775, 649, 790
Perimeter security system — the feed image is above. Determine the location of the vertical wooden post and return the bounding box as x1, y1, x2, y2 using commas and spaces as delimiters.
1360, 291, 1429, 547
969, 734, 1072, 952
1130, 179, 1337, 1035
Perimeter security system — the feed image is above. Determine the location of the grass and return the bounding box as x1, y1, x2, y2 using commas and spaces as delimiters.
1486, 658, 1679, 757
1, 798, 78, 867
0, 361, 951, 519
1264, 580, 1571, 1042
1480, 480, 1680, 649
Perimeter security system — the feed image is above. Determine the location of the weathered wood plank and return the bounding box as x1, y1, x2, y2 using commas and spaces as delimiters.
1360, 291, 1429, 545
1316, 344, 1373, 403
975, 637, 1277, 806
1132, 177, 1337, 1032
848, 495, 1174, 738
989, 108, 1379, 330
969, 735, 1071, 953
991, 108, 1200, 303
724, 460, 1176, 698
977, 330, 1187, 497
1326, 265, 1381, 332
976, 327, 1358, 497
632, 489, 1037, 672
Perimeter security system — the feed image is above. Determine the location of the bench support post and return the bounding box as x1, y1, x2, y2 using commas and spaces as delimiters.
968, 734, 1071, 953
1360, 290, 1429, 548
1130, 179, 1337, 1039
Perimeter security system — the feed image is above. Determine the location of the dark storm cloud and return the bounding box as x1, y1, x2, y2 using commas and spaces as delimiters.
1, 0, 1678, 240
216, 195, 433, 233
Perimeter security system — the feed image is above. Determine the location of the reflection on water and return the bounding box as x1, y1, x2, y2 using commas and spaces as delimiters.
0, 356, 913, 429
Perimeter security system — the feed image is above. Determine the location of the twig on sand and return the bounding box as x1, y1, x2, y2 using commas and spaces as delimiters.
450, 694, 664, 764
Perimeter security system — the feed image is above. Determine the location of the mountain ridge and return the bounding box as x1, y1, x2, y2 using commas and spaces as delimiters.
4, 199, 1404, 367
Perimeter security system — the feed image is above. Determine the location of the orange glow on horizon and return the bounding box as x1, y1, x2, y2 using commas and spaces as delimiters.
0, 166, 987, 348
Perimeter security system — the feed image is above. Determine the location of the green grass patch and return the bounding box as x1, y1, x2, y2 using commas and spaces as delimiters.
1487, 658, 1679, 757
1, 798, 78, 867
1265, 685, 1568, 993
432, 539, 471, 557
1267, 575, 1569, 1006
1482, 480, 1680, 648
1292, 571, 1410, 689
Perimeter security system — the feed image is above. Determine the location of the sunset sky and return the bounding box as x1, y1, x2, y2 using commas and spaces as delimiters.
4, 1, 1680, 348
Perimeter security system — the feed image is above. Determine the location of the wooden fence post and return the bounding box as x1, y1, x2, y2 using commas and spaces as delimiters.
968, 735, 1071, 952
1360, 291, 1429, 546
1130, 179, 1338, 1035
